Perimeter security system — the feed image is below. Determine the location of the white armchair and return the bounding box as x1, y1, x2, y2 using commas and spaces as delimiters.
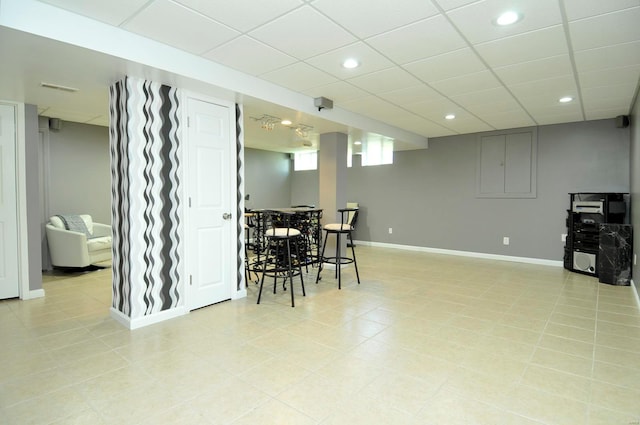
46, 214, 112, 268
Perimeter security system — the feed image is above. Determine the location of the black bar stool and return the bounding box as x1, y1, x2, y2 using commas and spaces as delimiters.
257, 210, 306, 307
315, 208, 360, 289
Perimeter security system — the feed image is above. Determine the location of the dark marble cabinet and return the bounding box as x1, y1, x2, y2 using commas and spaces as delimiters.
598, 224, 633, 286
564, 193, 630, 280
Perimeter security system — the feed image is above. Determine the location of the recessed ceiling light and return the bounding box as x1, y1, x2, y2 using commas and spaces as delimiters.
281, 119, 292, 125
559, 96, 573, 103
445, 114, 456, 120
495, 11, 521, 26
342, 58, 360, 69
354, 141, 362, 145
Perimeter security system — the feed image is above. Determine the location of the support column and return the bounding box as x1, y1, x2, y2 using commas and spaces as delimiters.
319, 132, 348, 257
109, 76, 185, 329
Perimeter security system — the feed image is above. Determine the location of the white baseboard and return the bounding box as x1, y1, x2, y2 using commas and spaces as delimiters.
22, 288, 45, 300
110, 306, 188, 330
233, 288, 247, 299
632, 279, 640, 308
353, 240, 564, 267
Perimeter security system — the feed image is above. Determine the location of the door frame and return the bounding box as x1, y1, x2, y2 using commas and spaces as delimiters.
1, 100, 33, 300
182, 92, 243, 310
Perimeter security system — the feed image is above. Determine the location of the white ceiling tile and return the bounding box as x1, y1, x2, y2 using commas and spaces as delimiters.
475, 25, 568, 68
579, 65, 640, 88
85, 115, 110, 126
582, 84, 637, 102
123, 0, 240, 54
441, 117, 494, 133
347, 68, 423, 94
249, 6, 356, 59
382, 114, 454, 138
585, 108, 630, 120
365, 15, 468, 65
42, 107, 103, 123
509, 75, 578, 100
404, 48, 487, 83
312, 0, 438, 38
451, 87, 518, 108
260, 62, 337, 91
446, 0, 563, 44
563, 0, 640, 21
466, 99, 524, 115
432, 0, 482, 12
9, 0, 640, 147
493, 55, 573, 85
340, 96, 409, 122
532, 111, 584, 125
38, 0, 149, 26
377, 85, 444, 106
430, 71, 501, 97
174, 0, 304, 32
473, 110, 536, 130
404, 98, 469, 121
302, 81, 369, 103
583, 96, 633, 113
574, 41, 640, 73
520, 97, 583, 117
203, 36, 297, 76
305, 42, 395, 79
570, 7, 640, 51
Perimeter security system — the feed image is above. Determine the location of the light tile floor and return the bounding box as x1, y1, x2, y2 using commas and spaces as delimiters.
2, 246, 640, 424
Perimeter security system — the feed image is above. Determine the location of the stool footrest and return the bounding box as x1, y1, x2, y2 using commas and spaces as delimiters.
321, 257, 355, 266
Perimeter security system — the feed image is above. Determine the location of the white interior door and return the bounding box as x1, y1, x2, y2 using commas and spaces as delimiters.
186, 97, 233, 310
0, 103, 20, 299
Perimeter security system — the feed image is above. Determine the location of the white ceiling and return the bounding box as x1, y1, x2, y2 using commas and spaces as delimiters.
2, 0, 639, 153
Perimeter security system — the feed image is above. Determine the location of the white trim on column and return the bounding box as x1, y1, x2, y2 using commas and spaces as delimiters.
14, 102, 32, 300
23, 289, 45, 300
110, 306, 188, 330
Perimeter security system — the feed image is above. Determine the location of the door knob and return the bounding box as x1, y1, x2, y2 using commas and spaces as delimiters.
222, 213, 232, 220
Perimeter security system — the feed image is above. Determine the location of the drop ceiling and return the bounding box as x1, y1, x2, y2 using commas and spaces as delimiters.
1, 0, 639, 153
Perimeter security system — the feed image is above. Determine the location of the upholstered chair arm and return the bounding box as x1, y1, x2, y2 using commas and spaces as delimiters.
45, 224, 91, 267
91, 223, 112, 238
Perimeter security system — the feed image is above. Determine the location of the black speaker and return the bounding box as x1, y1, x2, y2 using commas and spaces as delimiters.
615, 115, 629, 128
573, 250, 597, 274
49, 118, 62, 131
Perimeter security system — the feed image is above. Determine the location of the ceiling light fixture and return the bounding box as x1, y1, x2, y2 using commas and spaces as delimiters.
354, 141, 362, 145
445, 114, 456, 120
294, 124, 314, 139
495, 11, 521, 26
281, 119, 292, 125
559, 96, 573, 103
342, 58, 360, 69
40, 82, 79, 93
249, 114, 281, 131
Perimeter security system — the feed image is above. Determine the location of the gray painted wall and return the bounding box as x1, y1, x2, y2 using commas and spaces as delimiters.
291, 169, 319, 207
24, 105, 42, 290
630, 95, 639, 293
45, 119, 111, 224
291, 119, 630, 262
244, 148, 291, 209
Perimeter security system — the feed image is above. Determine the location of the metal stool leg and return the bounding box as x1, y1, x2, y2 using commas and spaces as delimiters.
285, 238, 295, 307
348, 230, 360, 284
293, 236, 306, 296
257, 248, 268, 304
315, 230, 329, 283
336, 232, 342, 290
